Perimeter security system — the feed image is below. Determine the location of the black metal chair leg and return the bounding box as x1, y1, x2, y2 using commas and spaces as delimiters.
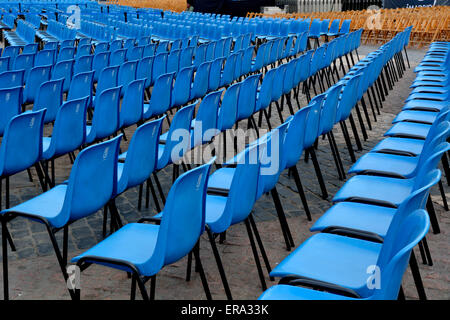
130, 274, 137, 300
270, 187, 294, 250
308, 147, 328, 199
249, 214, 274, 281
206, 227, 232, 300
327, 133, 344, 180
290, 166, 312, 221
422, 236, 433, 267
340, 121, 357, 163
438, 180, 449, 211
330, 131, 346, 180
355, 103, 369, 141
348, 114, 363, 151
186, 251, 193, 281
441, 154, 450, 186
418, 240, 428, 265
409, 251, 427, 300
193, 242, 212, 300
136, 274, 150, 300
426, 195, 440, 234
153, 172, 166, 204
244, 218, 267, 291
149, 275, 156, 300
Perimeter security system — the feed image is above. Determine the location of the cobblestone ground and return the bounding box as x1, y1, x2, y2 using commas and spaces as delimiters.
0, 44, 448, 300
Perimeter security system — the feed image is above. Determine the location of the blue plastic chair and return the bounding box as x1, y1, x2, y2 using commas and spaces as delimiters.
85, 86, 122, 145
52, 59, 74, 93
209, 57, 225, 92
0, 86, 23, 136
143, 43, 156, 58
0, 70, 25, 89
2, 46, 21, 69
57, 46, 75, 62
22, 43, 38, 54
191, 90, 222, 148
41, 97, 89, 186
143, 72, 175, 120
68, 71, 94, 107
110, 48, 126, 66
152, 52, 168, 85
260, 209, 430, 300
73, 55, 93, 75
0, 109, 46, 210
190, 61, 211, 101
35, 49, 56, 67
71, 159, 213, 300
1, 135, 122, 300
193, 43, 207, 69
23, 65, 52, 104
167, 49, 181, 73
12, 53, 35, 83
118, 60, 138, 94
32, 78, 64, 124
236, 74, 261, 123
120, 79, 145, 129
0, 57, 10, 73
92, 51, 110, 83
172, 66, 194, 108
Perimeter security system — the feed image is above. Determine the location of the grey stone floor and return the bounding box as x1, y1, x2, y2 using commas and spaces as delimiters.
0, 44, 448, 300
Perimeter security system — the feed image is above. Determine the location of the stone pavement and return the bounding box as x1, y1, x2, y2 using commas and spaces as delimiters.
0, 44, 448, 300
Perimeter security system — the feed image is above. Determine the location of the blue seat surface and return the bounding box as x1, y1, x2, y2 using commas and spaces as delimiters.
348, 152, 419, 178
371, 137, 425, 156
333, 175, 414, 207
310, 202, 396, 238
258, 284, 357, 300
270, 233, 380, 295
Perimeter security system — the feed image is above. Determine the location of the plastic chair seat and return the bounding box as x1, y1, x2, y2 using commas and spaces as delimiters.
310, 202, 396, 238
402, 99, 450, 112
332, 175, 414, 207
393, 110, 438, 124
258, 284, 357, 300
206, 167, 235, 191
371, 137, 425, 156
348, 152, 419, 178
270, 233, 381, 295
72, 223, 159, 275
406, 92, 448, 102
384, 122, 430, 139
2, 185, 67, 226
205, 194, 228, 233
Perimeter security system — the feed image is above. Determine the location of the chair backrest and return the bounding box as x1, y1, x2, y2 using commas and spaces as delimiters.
283, 105, 310, 170
127, 45, 144, 61
237, 73, 261, 121
180, 46, 195, 70
0, 70, 24, 89
220, 53, 237, 87
110, 40, 123, 52
92, 51, 111, 82
143, 43, 157, 58
73, 55, 94, 75
209, 57, 225, 92
155, 159, 213, 266
13, 53, 35, 82
34, 48, 55, 67
172, 66, 194, 107
335, 74, 361, 122
96, 65, 119, 96
33, 78, 64, 124
256, 67, 276, 112
68, 71, 94, 107
120, 79, 145, 128
205, 41, 216, 61
190, 61, 211, 100
110, 48, 126, 66
167, 49, 181, 73
413, 142, 450, 189
147, 72, 175, 118
23, 43, 38, 54
62, 135, 122, 226
136, 56, 154, 89
91, 86, 121, 141
282, 58, 298, 95
156, 41, 169, 54
45, 96, 88, 159
0, 109, 46, 177
318, 84, 343, 136
58, 46, 75, 62
0, 57, 10, 74
23, 65, 52, 104
52, 59, 74, 92
118, 118, 164, 194
271, 64, 287, 102
329, 19, 340, 34
157, 104, 195, 170
340, 19, 351, 34
218, 82, 240, 132
192, 90, 222, 147
0, 86, 22, 136
303, 94, 325, 149
118, 60, 138, 89
193, 43, 207, 68
152, 52, 168, 84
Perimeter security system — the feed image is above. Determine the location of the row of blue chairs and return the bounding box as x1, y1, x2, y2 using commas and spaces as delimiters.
258, 40, 449, 301
0, 26, 364, 300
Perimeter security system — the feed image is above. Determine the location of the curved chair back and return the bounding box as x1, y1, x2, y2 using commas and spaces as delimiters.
68, 71, 94, 107
33, 78, 64, 124
96, 65, 119, 97
190, 61, 211, 100
0, 109, 46, 177
256, 68, 276, 112
120, 79, 145, 128
192, 90, 222, 148
23, 65, 52, 104
0, 86, 22, 136
147, 72, 175, 119
152, 52, 168, 84
318, 84, 343, 136
303, 94, 325, 149
283, 106, 310, 169
236, 73, 261, 121
89, 86, 121, 142
218, 82, 240, 132
52, 59, 74, 92
172, 66, 194, 107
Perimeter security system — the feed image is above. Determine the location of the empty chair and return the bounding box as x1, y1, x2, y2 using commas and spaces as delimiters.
22, 43, 38, 54
32, 78, 64, 124
220, 52, 237, 87
171, 66, 194, 108
71, 159, 213, 300
57, 46, 75, 62
167, 49, 181, 73
76, 44, 92, 59
0, 86, 23, 136
143, 43, 157, 57
1, 135, 122, 300
152, 52, 168, 85
191, 90, 222, 148
85, 86, 121, 145
73, 55, 93, 75
236, 74, 261, 123
120, 79, 145, 129
118, 60, 138, 93
23, 65, 52, 104
2, 46, 21, 69
12, 53, 35, 82
95, 41, 109, 54
180, 46, 195, 70
209, 57, 225, 92
40, 97, 89, 187
0, 70, 25, 89
190, 61, 211, 101
0, 57, 10, 73
67, 71, 94, 107
137, 56, 154, 91
35, 49, 56, 66
92, 52, 110, 82
52, 59, 74, 93
143, 73, 175, 120
110, 48, 126, 66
